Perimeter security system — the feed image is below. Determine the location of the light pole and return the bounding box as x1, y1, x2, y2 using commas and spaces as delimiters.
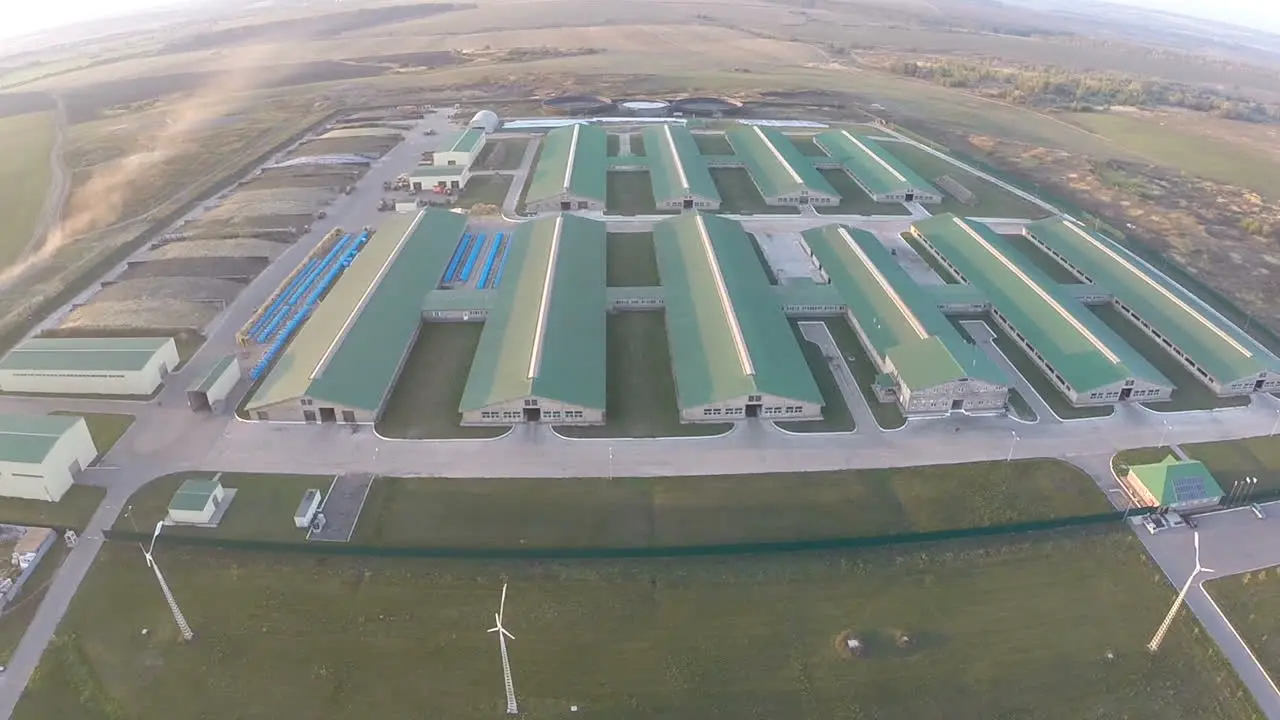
1005, 430, 1019, 463
1227, 480, 1243, 507
1270, 410, 1280, 437
1241, 476, 1259, 506
143, 521, 194, 642
608, 446, 614, 482
1148, 531, 1213, 653
1157, 419, 1171, 448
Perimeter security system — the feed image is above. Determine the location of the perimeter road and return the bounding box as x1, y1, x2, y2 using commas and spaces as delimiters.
797, 320, 876, 431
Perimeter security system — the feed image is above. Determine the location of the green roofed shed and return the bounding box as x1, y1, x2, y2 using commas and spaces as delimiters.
1125, 456, 1224, 510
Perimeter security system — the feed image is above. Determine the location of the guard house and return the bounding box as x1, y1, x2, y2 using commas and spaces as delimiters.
167, 477, 227, 525
1123, 456, 1224, 512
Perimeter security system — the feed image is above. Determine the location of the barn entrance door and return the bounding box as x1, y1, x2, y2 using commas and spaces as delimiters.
524, 407, 542, 422
319, 407, 337, 423
746, 403, 761, 418
1119, 387, 1133, 401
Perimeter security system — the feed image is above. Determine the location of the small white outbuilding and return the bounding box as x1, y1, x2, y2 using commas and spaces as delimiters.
166, 477, 226, 525
0, 413, 98, 502
294, 488, 323, 529
0, 336, 179, 396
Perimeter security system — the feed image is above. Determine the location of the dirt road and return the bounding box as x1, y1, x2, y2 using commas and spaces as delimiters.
22, 94, 68, 263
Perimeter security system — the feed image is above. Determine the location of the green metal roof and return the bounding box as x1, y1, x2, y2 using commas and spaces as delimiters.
814, 130, 939, 198
912, 214, 1170, 394
726, 126, 838, 200
1026, 216, 1280, 385
247, 209, 468, 412
803, 224, 1005, 389
524, 124, 608, 205
0, 413, 84, 464
459, 214, 606, 411
1, 336, 173, 372
643, 124, 721, 204
422, 289, 493, 313
654, 212, 822, 408
1128, 455, 1224, 506
168, 477, 221, 512
189, 355, 238, 393
411, 165, 468, 177
445, 128, 484, 154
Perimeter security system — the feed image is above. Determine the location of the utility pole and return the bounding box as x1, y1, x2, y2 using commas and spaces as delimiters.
1157, 419, 1171, 448
1005, 430, 1019, 463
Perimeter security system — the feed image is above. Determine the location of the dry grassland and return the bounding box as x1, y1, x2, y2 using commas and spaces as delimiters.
0, 112, 55, 269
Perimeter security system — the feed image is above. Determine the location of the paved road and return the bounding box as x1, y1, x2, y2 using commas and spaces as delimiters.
797, 320, 876, 431
960, 319, 1058, 423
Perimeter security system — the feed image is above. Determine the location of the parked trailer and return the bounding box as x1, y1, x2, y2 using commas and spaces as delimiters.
443, 233, 473, 284
458, 233, 487, 283
477, 233, 506, 289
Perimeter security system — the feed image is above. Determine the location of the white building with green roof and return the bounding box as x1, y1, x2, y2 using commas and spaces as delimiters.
912, 214, 1173, 406
814, 131, 942, 204
1024, 216, 1280, 396
0, 413, 97, 502
802, 224, 1008, 416
642, 124, 721, 211
524, 124, 608, 213
0, 336, 179, 396
655, 213, 823, 422
726, 126, 839, 207
1123, 455, 1223, 511
459, 214, 607, 425
434, 127, 486, 168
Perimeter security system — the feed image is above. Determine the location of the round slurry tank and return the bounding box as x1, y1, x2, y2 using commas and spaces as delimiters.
618, 99, 671, 117
670, 97, 744, 117
541, 95, 616, 116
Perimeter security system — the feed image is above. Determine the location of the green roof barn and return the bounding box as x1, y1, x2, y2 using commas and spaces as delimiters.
1123, 455, 1224, 511
524, 124, 608, 213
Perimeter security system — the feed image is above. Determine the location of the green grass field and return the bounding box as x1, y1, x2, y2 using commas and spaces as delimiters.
454, 174, 512, 209
776, 323, 854, 434
817, 169, 912, 216
114, 472, 329, 543
475, 138, 528, 171
17, 527, 1259, 720
950, 317, 1114, 420
0, 485, 105, 529
786, 134, 828, 157
887, 142, 1051, 219
1124, 436, 1280, 501
605, 171, 659, 215
556, 313, 731, 439
0, 112, 55, 270
1007, 389, 1040, 422
693, 132, 734, 156
0, 542, 68, 665
1088, 305, 1253, 413
1208, 570, 1280, 685
820, 317, 907, 429
1066, 112, 1280, 199
1000, 233, 1083, 284
606, 232, 659, 286
48, 412, 133, 462
376, 323, 508, 439
710, 168, 800, 215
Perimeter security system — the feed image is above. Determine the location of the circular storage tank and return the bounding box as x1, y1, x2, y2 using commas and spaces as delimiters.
618, 99, 671, 117
541, 95, 615, 117
670, 96, 744, 117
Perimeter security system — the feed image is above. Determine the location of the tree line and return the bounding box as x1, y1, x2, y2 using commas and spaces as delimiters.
880, 58, 1280, 123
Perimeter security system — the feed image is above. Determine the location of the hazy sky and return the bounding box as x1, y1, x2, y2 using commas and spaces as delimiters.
0, 0, 1276, 38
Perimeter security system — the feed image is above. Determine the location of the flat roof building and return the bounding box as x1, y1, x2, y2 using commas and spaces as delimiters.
655, 213, 823, 422
1123, 455, 1223, 512
643, 124, 721, 211
434, 127, 486, 168
802, 224, 1008, 416
459, 214, 606, 425
1025, 216, 1280, 396
814, 131, 942, 204
524, 124, 607, 213
0, 336, 179, 397
0, 413, 97, 502
186, 354, 241, 412
726, 126, 839, 206
245, 209, 469, 423
912, 214, 1172, 406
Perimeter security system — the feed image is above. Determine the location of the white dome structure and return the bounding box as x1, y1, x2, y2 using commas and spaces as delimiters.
469, 109, 500, 133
